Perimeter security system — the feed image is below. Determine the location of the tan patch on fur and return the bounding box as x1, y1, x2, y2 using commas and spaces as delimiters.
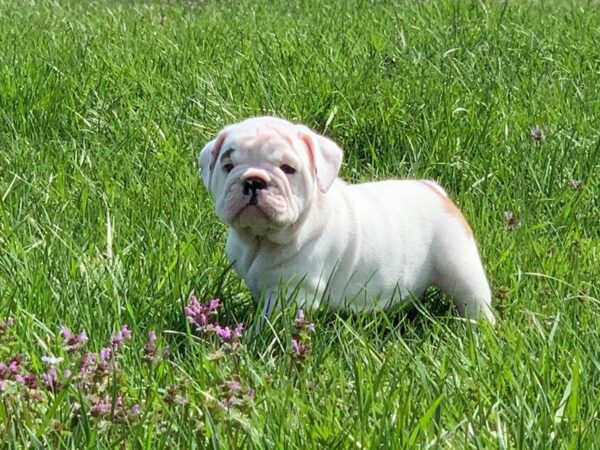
420, 181, 473, 237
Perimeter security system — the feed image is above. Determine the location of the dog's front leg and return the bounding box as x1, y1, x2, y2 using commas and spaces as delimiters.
252, 284, 316, 334
251, 287, 280, 335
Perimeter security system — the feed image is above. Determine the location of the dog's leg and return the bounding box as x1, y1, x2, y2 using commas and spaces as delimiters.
434, 239, 496, 325
251, 287, 279, 335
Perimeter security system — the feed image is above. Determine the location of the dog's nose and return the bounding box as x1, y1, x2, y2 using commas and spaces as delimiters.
243, 177, 267, 193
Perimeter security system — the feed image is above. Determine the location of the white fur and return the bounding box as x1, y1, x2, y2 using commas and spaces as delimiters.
199, 117, 495, 325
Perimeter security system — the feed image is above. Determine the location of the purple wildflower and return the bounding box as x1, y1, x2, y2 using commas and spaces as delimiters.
99, 347, 112, 362
291, 337, 311, 361
95, 347, 113, 374
294, 309, 315, 333
164, 385, 187, 405
42, 366, 60, 391
60, 326, 88, 352
20, 373, 38, 390
0, 356, 28, 385
291, 337, 300, 353
227, 380, 242, 392
7, 356, 24, 376
130, 404, 141, 417
90, 395, 113, 418
221, 380, 255, 410
296, 309, 305, 322
79, 353, 97, 379
110, 325, 132, 350
143, 330, 169, 363
213, 323, 244, 343
0, 317, 14, 335
143, 331, 161, 363
185, 296, 220, 331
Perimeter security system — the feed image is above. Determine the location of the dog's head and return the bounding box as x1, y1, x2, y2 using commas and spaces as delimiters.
199, 117, 343, 235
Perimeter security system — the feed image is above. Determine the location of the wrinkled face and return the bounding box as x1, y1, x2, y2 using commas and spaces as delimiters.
199, 117, 343, 237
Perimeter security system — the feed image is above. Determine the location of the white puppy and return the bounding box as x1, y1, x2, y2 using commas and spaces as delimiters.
199, 117, 495, 325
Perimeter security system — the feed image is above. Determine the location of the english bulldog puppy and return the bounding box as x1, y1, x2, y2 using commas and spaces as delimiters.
199, 117, 495, 327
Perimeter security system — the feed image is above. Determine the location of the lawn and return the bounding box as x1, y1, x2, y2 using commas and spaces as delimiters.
0, 0, 599, 447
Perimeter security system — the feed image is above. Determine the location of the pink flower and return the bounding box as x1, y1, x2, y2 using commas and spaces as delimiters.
291, 337, 311, 361
90, 395, 112, 417
0, 356, 32, 387
227, 380, 242, 392
143, 330, 165, 363
0, 317, 14, 334
60, 326, 88, 352
130, 404, 141, 417
185, 296, 221, 331
121, 325, 132, 340
100, 347, 112, 361
42, 366, 60, 391
294, 309, 315, 333
80, 353, 97, 379
213, 323, 243, 343
291, 337, 300, 353
7, 356, 24, 375
110, 325, 132, 349
164, 385, 187, 405
97, 348, 113, 373
19, 373, 38, 389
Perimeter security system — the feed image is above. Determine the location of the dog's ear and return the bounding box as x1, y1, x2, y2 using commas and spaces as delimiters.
199, 130, 228, 190
297, 126, 343, 193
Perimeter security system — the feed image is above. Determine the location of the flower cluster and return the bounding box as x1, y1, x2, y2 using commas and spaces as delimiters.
0, 355, 37, 393
185, 296, 244, 350
1, 319, 39, 394
143, 331, 170, 363
0, 317, 14, 336
1, 321, 147, 426
60, 326, 88, 353
291, 309, 315, 362
221, 379, 255, 410
185, 296, 221, 332
0, 301, 261, 441
85, 394, 140, 422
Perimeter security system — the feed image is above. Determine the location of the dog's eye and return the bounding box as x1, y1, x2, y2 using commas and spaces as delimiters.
223, 163, 234, 173
280, 164, 296, 175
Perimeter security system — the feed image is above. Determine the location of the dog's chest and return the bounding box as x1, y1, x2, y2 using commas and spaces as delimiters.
226, 233, 295, 293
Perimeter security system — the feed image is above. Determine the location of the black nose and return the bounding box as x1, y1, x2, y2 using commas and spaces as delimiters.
242, 177, 267, 195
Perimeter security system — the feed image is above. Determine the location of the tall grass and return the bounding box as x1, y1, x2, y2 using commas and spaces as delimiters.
0, 0, 599, 447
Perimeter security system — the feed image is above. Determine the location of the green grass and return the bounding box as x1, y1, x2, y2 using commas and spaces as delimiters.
1, 0, 599, 447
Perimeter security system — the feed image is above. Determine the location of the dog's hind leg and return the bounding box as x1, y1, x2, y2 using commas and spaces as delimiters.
434, 236, 496, 325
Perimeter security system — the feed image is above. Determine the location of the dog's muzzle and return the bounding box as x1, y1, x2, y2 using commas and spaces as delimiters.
243, 177, 267, 205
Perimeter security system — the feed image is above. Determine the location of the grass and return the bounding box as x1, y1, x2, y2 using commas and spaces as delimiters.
1, 0, 599, 447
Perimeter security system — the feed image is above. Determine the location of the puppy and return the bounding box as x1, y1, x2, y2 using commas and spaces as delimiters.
199, 117, 495, 326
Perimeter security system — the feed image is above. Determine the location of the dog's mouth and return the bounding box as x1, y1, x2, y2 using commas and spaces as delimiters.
220, 180, 298, 233
240, 202, 266, 215
247, 191, 259, 206
233, 203, 271, 231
